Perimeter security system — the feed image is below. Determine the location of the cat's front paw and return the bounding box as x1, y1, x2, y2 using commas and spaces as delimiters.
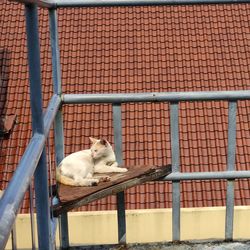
119, 167, 128, 172
99, 176, 111, 182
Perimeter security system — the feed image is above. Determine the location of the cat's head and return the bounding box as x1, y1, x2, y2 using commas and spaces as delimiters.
89, 137, 111, 159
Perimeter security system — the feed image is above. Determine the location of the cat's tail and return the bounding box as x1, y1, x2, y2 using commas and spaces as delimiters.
56, 167, 78, 186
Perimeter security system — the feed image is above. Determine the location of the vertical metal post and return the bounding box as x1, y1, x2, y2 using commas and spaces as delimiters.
25, 4, 53, 250
29, 185, 36, 250
112, 104, 126, 244
225, 101, 237, 241
170, 102, 180, 241
49, 8, 69, 249
49, 8, 62, 96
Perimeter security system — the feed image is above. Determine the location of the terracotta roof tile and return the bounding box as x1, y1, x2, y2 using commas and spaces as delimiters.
1, 2, 250, 212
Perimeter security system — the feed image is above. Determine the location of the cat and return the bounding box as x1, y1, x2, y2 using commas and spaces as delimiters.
56, 137, 128, 187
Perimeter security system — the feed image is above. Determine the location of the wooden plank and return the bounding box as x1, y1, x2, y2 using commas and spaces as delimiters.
57, 165, 156, 202
53, 165, 171, 216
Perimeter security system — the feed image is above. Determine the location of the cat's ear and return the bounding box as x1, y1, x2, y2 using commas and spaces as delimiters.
100, 139, 108, 146
89, 137, 98, 144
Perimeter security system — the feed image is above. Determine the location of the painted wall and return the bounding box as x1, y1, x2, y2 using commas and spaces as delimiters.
5, 206, 250, 249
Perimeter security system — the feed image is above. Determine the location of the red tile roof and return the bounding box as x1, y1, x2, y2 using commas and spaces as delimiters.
0, 1, 249, 212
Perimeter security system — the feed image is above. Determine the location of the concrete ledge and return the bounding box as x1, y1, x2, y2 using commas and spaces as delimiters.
5, 206, 250, 249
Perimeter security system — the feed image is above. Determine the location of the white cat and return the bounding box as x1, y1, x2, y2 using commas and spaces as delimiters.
56, 137, 128, 186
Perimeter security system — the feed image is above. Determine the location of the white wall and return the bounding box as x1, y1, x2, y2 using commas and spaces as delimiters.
5, 206, 250, 249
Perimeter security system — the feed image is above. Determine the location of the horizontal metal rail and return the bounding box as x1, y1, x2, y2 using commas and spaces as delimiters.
10, 0, 250, 8
53, 0, 250, 7
9, 0, 53, 8
63, 90, 250, 104
164, 170, 250, 181
0, 133, 45, 249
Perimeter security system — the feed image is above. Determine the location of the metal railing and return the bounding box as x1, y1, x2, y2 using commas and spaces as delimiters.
63, 90, 250, 243
61, 91, 250, 242
0, 0, 250, 249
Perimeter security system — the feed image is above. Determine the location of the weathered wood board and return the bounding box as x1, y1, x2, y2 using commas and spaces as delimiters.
53, 165, 171, 216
